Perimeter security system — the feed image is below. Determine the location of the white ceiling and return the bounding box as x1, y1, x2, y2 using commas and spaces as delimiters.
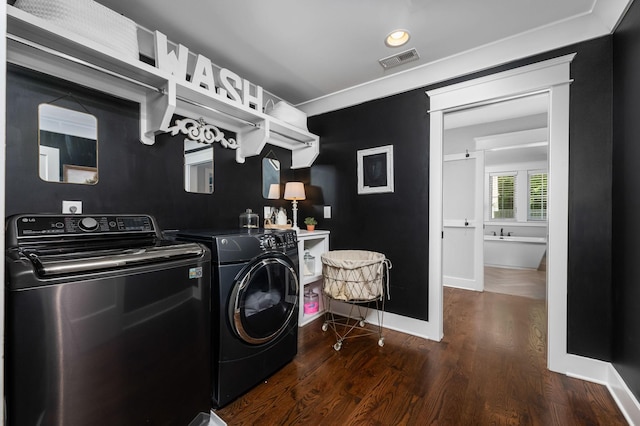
95, 0, 629, 108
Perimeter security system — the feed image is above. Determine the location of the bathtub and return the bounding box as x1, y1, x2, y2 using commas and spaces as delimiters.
484, 235, 547, 269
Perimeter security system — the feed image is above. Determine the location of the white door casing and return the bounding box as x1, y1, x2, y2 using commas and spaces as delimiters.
427, 54, 574, 375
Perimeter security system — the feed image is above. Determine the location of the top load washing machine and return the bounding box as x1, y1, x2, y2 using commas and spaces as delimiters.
5, 214, 212, 426
172, 228, 299, 408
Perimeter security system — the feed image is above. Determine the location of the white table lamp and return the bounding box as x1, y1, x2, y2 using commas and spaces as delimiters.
284, 182, 306, 230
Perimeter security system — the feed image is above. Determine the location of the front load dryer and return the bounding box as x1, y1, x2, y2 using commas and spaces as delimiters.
173, 229, 299, 408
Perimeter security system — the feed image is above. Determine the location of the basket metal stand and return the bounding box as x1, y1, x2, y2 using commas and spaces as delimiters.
320, 250, 391, 351
322, 294, 386, 351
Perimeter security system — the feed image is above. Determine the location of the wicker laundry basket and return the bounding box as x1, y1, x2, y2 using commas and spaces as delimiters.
322, 250, 387, 301
321, 250, 391, 351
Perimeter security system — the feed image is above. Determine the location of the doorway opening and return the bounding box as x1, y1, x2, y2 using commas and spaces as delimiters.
442, 93, 549, 302
427, 54, 574, 373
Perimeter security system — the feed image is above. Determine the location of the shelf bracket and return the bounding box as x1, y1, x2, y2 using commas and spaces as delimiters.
235, 120, 269, 164
140, 81, 176, 145
290, 136, 320, 169
166, 117, 238, 149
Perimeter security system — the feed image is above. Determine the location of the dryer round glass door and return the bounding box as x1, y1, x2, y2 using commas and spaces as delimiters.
231, 256, 299, 345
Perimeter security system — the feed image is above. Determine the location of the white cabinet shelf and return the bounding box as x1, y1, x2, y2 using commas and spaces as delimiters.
296, 230, 330, 327
6, 5, 319, 168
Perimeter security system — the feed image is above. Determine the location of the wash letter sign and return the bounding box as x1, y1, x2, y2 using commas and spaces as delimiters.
154, 31, 263, 110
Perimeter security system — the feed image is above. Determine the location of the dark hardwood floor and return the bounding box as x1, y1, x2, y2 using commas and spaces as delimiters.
215, 288, 627, 425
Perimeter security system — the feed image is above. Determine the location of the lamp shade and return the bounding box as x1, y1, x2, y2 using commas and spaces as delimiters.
284, 182, 306, 200
267, 183, 280, 199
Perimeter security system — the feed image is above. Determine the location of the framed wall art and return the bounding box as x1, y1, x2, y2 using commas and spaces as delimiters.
357, 145, 394, 194
63, 164, 98, 184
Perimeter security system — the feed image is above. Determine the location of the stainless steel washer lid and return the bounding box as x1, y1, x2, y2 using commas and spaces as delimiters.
27, 242, 206, 276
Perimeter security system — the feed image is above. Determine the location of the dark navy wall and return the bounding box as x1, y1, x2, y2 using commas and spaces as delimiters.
308, 36, 614, 359
307, 91, 430, 319
563, 37, 614, 361
613, 0, 640, 402
5, 65, 301, 232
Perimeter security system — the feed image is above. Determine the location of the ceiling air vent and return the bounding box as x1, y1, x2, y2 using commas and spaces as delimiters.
378, 48, 420, 69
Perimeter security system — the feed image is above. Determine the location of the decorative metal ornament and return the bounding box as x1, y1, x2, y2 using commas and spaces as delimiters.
167, 117, 238, 149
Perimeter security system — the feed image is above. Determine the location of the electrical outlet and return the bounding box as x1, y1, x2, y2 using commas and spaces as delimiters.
324, 206, 331, 219
62, 200, 82, 214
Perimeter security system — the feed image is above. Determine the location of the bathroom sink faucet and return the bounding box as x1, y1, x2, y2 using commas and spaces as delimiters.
500, 228, 504, 236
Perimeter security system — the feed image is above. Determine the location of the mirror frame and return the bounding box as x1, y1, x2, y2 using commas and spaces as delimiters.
184, 139, 214, 194
262, 157, 281, 198
38, 103, 98, 185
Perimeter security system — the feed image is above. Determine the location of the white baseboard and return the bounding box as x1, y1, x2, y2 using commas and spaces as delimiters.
606, 364, 640, 426
562, 353, 611, 384
326, 300, 439, 341
556, 354, 640, 425
443, 275, 482, 291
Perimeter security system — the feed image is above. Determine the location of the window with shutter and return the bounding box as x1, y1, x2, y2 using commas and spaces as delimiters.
490, 173, 516, 220
528, 171, 547, 220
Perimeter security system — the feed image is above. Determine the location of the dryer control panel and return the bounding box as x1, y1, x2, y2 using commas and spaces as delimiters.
260, 230, 297, 251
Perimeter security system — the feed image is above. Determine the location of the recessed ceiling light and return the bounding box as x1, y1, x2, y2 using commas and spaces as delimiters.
385, 29, 410, 47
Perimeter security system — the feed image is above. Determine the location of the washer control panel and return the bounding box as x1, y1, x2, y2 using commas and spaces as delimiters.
14, 215, 155, 238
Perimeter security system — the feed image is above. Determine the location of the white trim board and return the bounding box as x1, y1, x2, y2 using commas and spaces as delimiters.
326, 301, 435, 341
442, 276, 481, 292
607, 364, 640, 425
427, 53, 574, 369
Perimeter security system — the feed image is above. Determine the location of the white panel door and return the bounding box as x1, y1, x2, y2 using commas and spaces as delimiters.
39, 145, 60, 182
442, 151, 484, 291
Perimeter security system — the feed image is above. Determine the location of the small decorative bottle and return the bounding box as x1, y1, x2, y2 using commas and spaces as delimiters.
303, 250, 315, 276
239, 209, 259, 228
303, 289, 319, 314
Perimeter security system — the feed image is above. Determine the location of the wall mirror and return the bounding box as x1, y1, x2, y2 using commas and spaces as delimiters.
38, 103, 98, 184
262, 157, 280, 198
184, 139, 214, 193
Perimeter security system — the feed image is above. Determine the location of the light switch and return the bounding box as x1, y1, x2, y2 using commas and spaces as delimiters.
324, 206, 331, 219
